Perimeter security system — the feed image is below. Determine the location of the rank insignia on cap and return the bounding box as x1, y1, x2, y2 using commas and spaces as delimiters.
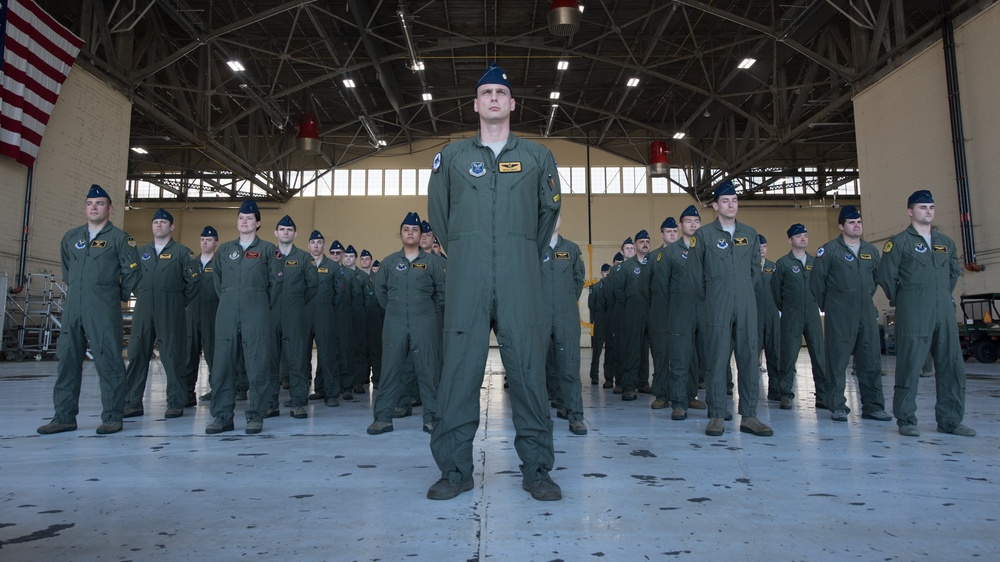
432, 152, 442, 173
791, 265, 801, 273
499, 162, 521, 173
412, 263, 427, 270
470, 162, 486, 178
91, 240, 107, 248
816, 247, 825, 257
75, 239, 86, 250
716, 239, 728, 250
844, 253, 854, 262
933, 245, 948, 253
556, 252, 570, 260
915, 243, 928, 254
733, 237, 749, 246
160, 253, 171, 260
141, 252, 151, 261
127, 237, 137, 247
882, 241, 893, 253
860, 253, 872, 260
229, 250, 240, 260
396, 262, 407, 271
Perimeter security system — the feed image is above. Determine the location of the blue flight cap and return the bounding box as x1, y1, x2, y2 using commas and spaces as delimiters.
622, 237, 634, 248
402, 212, 422, 228
86, 184, 111, 201
276, 214, 295, 229
372, 260, 380, 268
476, 64, 512, 92
660, 217, 677, 230
635, 229, 650, 241
201, 226, 218, 239
238, 199, 259, 215
601, 263, 611, 272
309, 230, 324, 241
330, 240, 344, 251
152, 208, 173, 224
433, 236, 441, 245
713, 180, 737, 200
613, 252, 624, 262
360, 249, 372, 258
680, 204, 700, 218
907, 190, 934, 206
787, 223, 807, 238
758, 234, 767, 245
838, 205, 861, 224
344, 244, 357, 256
420, 220, 433, 233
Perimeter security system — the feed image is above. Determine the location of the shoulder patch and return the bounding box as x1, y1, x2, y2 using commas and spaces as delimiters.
127, 237, 137, 248
656, 252, 662, 262
432, 152, 442, 173
689, 236, 697, 248
816, 247, 825, 257
882, 240, 893, 253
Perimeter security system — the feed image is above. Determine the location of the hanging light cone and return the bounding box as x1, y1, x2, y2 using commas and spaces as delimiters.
296, 114, 321, 153
547, 0, 581, 36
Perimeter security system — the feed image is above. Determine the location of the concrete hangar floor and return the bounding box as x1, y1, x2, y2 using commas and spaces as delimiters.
1, 348, 998, 560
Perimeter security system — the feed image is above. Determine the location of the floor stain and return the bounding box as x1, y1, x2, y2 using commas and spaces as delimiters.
687, 497, 711, 503
582, 473, 607, 478
630, 449, 656, 458
0, 523, 75, 547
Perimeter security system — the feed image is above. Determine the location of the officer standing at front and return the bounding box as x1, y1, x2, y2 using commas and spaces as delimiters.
876, 190, 974, 437
770, 224, 828, 410
206, 199, 282, 435
367, 212, 446, 435
427, 64, 562, 501
38, 185, 142, 435
688, 181, 772, 437
123, 209, 200, 419
187, 226, 220, 403
810, 206, 891, 423
541, 215, 587, 435
269, 215, 317, 420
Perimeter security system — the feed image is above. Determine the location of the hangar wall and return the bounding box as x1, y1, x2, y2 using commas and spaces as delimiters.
0, 67, 131, 285
856, 2, 1000, 313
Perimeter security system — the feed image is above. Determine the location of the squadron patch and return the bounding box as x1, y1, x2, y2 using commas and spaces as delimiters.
470, 162, 486, 178
91, 240, 107, 248
412, 263, 427, 270
816, 247, 825, 257
681, 251, 689, 259
127, 237, 137, 248
229, 250, 240, 260
141, 252, 152, 261
914, 243, 928, 254
844, 253, 855, 262
543, 253, 551, 262
633, 267, 641, 275
499, 162, 521, 173
791, 265, 801, 273
733, 237, 749, 246
933, 245, 948, 253
74, 239, 86, 250
432, 152, 442, 173
716, 238, 729, 250
689, 236, 697, 248
882, 241, 893, 253
396, 262, 407, 271
656, 253, 662, 262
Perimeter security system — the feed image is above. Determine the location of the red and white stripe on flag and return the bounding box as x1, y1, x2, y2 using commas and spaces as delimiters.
0, 0, 83, 168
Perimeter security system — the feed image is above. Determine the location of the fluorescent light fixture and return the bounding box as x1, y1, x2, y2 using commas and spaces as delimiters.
130, 147, 148, 154
413, 61, 425, 71
549, 91, 560, 100
226, 60, 245, 72
626, 77, 640, 87
737, 57, 756, 69
557, 60, 569, 70
343, 78, 356, 88
672, 132, 685, 140
422, 93, 433, 101
378, 140, 387, 146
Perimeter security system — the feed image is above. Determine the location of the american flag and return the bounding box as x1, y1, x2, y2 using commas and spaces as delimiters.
0, 0, 83, 168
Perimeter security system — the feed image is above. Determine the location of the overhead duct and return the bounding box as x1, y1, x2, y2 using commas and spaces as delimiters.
547, 0, 581, 37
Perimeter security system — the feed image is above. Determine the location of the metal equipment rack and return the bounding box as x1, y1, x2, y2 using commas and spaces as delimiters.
2, 273, 66, 361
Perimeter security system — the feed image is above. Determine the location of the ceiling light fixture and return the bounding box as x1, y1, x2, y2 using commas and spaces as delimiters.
550, 91, 560, 100
626, 77, 640, 87
737, 57, 756, 69
130, 147, 148, 154
672, 132, 685, 140
226, 60, 245, 72
343, 78, 356, 88
422, 93, 433, 101
545, 104, 559, 137
557, 60, 569, 70
398, 10, 425, 73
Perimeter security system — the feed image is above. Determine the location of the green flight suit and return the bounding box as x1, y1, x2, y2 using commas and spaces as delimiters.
210, 236, 282, 423
329, 264, 354, 397
269, 245, 318, 410
688, 219, 762, 419
185, 253, 219, 399
541, 236, 586, 423
363, 270, 385, 388
771, 251, 828, 399
428, 133, 561, 485
647, 245, 671, 401
876, 227, 966, 430
53, 222, 141, 425
308, 255, 338, 401
756, 258, 780, 399
660, 239, 704, 410
587, 278, 607, 384
810, 236, 886, 414
612, 255, 651, 392
603, 265, 623, 386
344, 266, 367, 390
125, 239, 200, 411
372, 248, 446, 424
